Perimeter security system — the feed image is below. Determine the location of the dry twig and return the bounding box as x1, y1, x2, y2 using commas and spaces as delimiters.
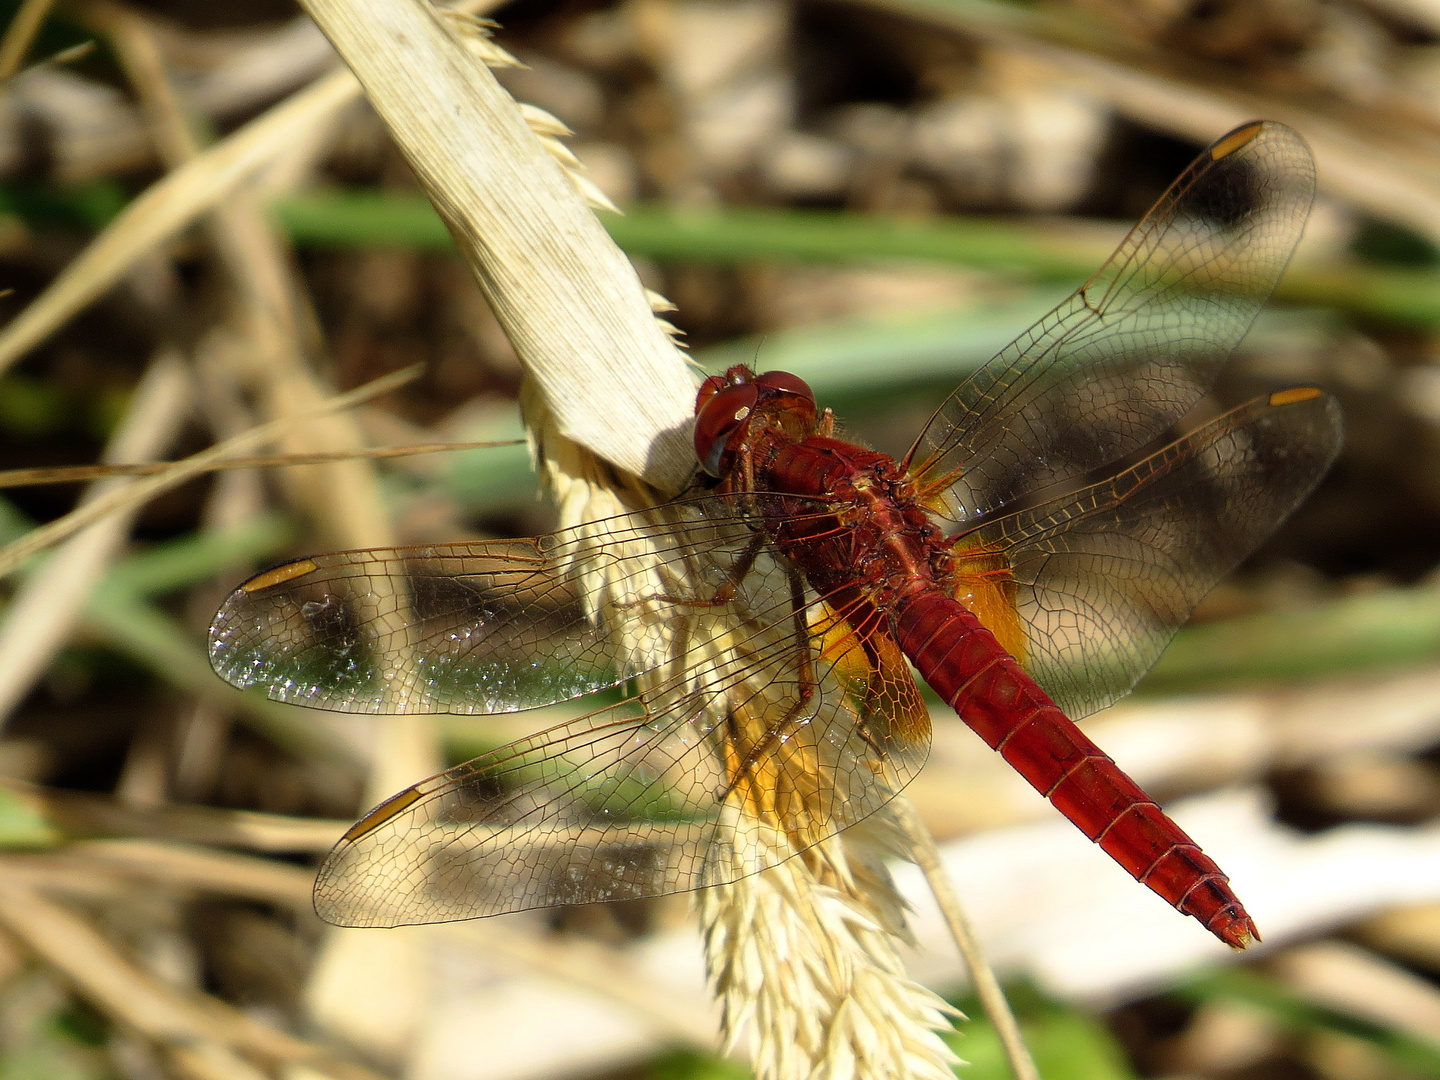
0, 0, 58, 80
0, 350, 190, 725
0, 883, 383, 1080
0, 365, 417, 579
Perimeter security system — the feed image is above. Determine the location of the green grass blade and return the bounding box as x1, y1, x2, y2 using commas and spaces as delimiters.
1146, 587, 1440, 692
268, 191, 1440, 327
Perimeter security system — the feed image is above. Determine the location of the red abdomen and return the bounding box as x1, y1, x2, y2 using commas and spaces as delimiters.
893, 589, 1259, 948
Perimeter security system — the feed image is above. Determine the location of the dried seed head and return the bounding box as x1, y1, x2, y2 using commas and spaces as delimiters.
653, 317, 688, 347
440, 10, 524, 68
518, 102, 574, 138
441, 11, 683, 417
441, 12, 622, 214
700, 808, 963, 1080
567, 170, 622, 215
442, 23, 623, 215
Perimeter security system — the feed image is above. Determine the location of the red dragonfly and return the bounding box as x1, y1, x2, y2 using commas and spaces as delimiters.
209, 120, 1341, 947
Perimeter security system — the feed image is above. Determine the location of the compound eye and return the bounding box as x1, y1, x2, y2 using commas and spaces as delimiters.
693, 383, 759, 477
753, 370, 815, 404
694, 374, 728, 416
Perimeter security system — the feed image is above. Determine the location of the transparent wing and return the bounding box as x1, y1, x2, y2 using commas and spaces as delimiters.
209, 496, 810, 715
312, 579, 931, 926
908, 121, 1316, 523
953, 387, 1342, 721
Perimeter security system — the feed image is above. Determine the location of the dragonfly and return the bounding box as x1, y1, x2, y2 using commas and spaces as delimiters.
209, 120, 1342, 946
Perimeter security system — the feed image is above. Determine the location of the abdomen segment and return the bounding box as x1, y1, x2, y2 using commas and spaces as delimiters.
893, 590, 1258, 948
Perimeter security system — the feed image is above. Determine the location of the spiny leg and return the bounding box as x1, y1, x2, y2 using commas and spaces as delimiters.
722, 565, 820, 801
824, 603, 892, 762
613, 531, 768, 612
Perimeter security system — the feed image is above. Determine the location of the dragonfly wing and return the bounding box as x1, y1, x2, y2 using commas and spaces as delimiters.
208, 497, 794, 714
909, 121, 1315, 523
313, 574, 931, 925
954, 388, 1342, 721
314, 696, 728, 924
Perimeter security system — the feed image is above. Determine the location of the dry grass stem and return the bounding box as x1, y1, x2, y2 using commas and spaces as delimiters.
1272, 940, 1440, 1043
92, 12, 441, 910
0, 350, 190, 726
860, 0, 1440, 241
299, 0, 695, 491
0, 65, 357, 374
84, 0, 203, 163
0, 0, 496, 378
0, 0, 58, 80
0, 365, 417, 580
1357, 904, 1440, 973
94, 2, 395, 555
442, 923, 718, 1048
2, 779, 350, 852
892, 796, 1039, 1080
0, 844, 313, 911
0, 439, 523, 489
0, 882, 384, 1080
3, 5, 405, 366
62, 838, 316, 908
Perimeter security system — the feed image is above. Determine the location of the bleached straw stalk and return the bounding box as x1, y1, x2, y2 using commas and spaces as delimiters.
0, 0, 58, 80
0, 367, 419, 580
298, 1, 972, 1076
298, 0, 696, 491
0, 350, 189, 726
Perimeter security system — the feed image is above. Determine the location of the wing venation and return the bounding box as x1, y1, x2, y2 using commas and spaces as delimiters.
910, 121, 1315, 524
957, 388, 1342, 720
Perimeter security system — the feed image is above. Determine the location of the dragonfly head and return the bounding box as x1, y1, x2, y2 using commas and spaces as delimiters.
694, 365, 818, 477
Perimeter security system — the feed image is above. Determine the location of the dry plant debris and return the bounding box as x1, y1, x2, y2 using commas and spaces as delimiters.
0, 1, 1438, 1079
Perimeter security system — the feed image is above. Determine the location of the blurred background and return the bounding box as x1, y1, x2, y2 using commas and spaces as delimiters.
1, 0, 1440, 1078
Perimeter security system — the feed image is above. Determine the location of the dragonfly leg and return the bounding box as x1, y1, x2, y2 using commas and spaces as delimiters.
721, 566, 820, 800
842, 625, 896, 764
806, 593, 897, 763
613, 531, 767, 612
852, 678, 890, 763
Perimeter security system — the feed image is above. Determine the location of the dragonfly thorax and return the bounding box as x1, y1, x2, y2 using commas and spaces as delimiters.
759, 438, 955, 609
